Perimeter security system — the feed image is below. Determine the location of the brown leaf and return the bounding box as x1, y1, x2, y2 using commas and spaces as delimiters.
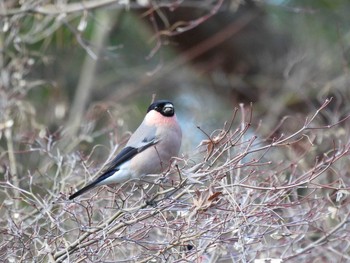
208, 191, 222, 201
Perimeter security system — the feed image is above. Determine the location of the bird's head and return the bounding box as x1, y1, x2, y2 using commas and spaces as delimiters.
147, 100, 175, 117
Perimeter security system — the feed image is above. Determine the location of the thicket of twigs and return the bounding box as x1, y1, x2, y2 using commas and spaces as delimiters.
1, 1, 350, 263
2, 95, 350, 262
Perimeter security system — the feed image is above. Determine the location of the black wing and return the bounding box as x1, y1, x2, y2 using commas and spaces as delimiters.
69, 137, 158, 200
103, 147, 139, 173
104, 136, 159, 173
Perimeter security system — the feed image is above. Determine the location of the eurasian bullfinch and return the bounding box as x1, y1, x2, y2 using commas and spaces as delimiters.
69, 100, 182, 200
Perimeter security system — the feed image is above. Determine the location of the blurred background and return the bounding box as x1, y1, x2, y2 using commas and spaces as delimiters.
1, 0, 350, 184
2, 1, 350, 261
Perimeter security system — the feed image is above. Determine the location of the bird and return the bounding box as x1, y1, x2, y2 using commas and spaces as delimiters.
69, 100, 182, 200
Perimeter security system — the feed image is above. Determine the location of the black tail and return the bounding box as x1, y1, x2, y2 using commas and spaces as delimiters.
69, 168, 118, 200
69, 169, 119, 200
69, 182, 98, 200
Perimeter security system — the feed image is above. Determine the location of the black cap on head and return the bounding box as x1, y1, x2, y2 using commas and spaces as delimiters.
147, 100, 175, 117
